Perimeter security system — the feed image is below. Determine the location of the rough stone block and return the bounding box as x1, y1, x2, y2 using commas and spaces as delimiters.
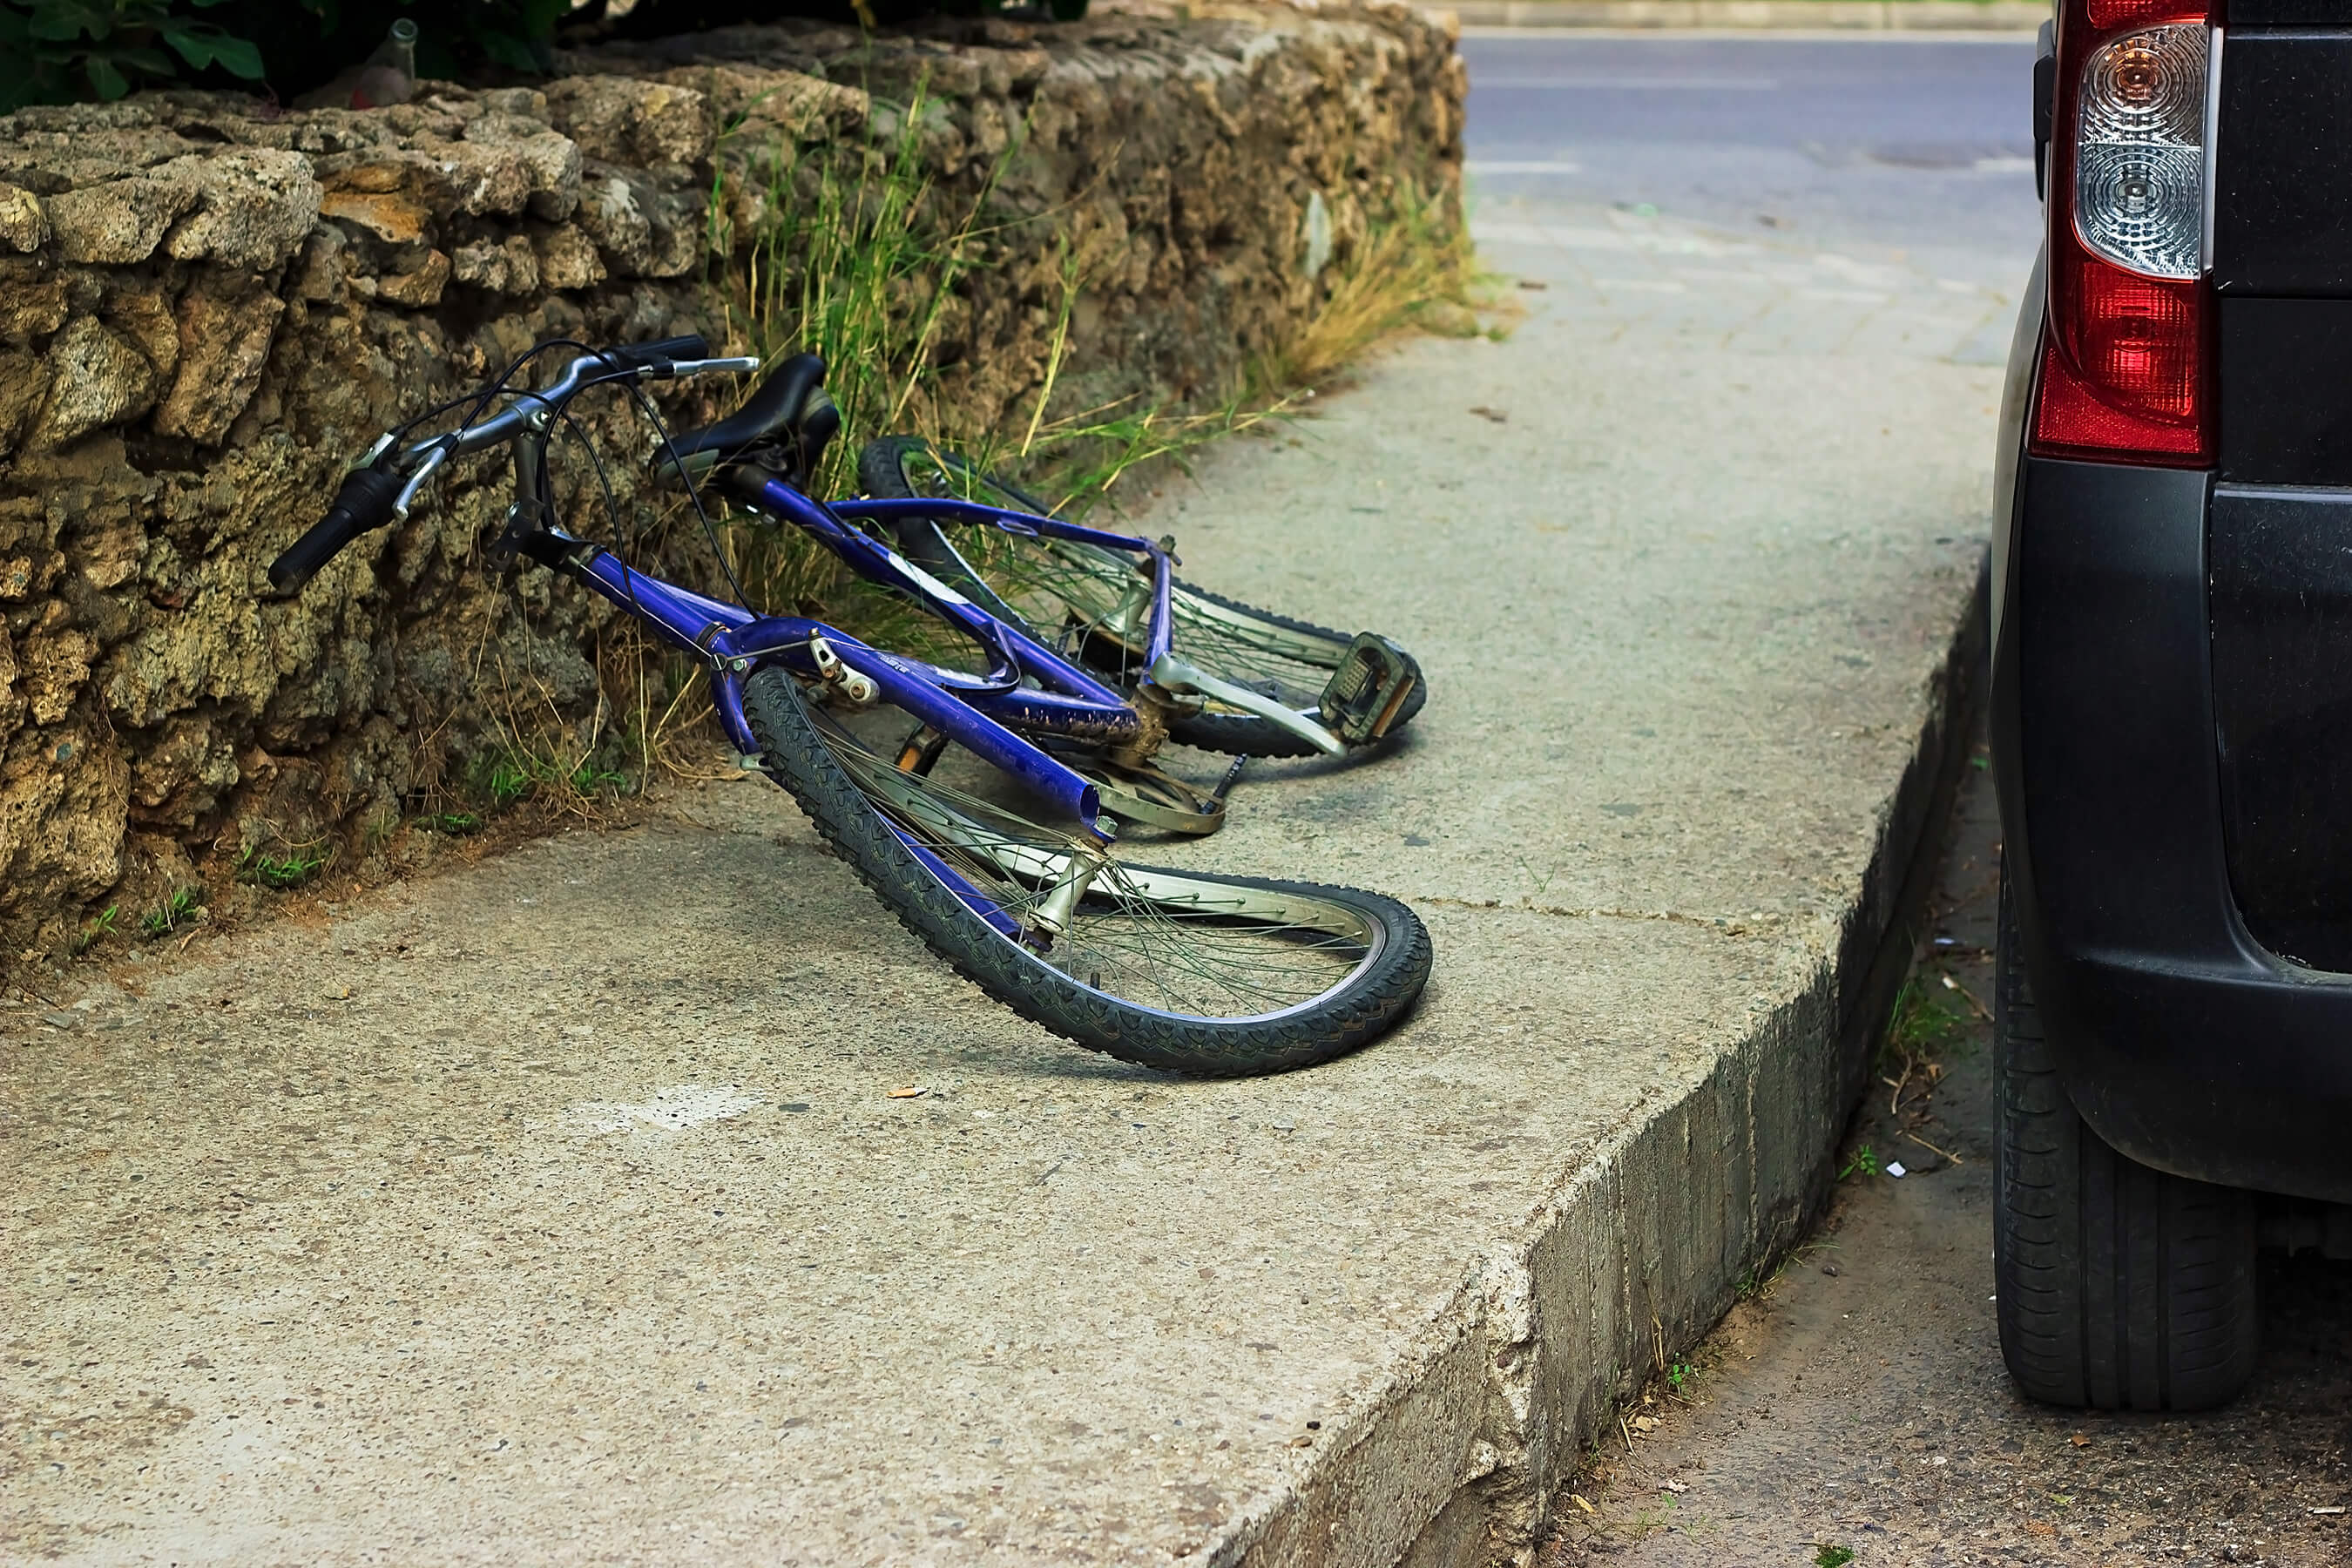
543, 77, 713, 169
45, 175, 199, 266
157, 149, 322, 272
31, 316, 155, 449
535, 226, 606, 291
452, 234, 541, 295
0, 183, 48, 253
155, 291, 286, 445
378, 247, 453, 307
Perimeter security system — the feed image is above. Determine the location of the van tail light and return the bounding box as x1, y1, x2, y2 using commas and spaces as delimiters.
2031, 1, 2216, 465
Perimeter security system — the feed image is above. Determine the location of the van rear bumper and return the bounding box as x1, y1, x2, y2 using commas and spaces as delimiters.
1992, 455, 2352, 1205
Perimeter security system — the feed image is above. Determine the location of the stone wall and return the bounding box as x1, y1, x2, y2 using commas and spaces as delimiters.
0, 0, 1463, 965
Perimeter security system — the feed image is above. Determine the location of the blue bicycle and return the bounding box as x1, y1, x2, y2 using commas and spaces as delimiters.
268, 337, 1432, 1075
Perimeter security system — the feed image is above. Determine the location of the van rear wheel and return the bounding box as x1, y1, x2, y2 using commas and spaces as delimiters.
1993, 869, 2261, 1410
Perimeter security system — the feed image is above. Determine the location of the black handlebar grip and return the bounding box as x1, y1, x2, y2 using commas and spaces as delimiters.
608, 334, 710, 372
268, 467, 404, 596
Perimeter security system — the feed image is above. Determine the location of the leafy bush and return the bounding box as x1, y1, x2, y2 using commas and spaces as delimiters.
0, 0, 571, 109
2, 0, 1086, 110
1, 0, 263, 108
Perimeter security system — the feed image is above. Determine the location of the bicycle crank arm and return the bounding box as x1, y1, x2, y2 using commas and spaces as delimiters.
1148, 652, 1345, 757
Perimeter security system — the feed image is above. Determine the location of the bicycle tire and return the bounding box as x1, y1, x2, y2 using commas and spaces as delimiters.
856, 436, 1427, 758
741, 666, 1431, 1074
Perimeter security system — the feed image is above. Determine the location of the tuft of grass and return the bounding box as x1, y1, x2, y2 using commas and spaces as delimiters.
72, 904, 118, 956
139, 886, 205, 939
468, 748, 632, 815
1258, 183, 1479, 391
424, 811, 481, 835
1883, 975, 1970, 1068
712, 80, 1017, 619
237, 843, 331, 890
707, 88, 1473, 608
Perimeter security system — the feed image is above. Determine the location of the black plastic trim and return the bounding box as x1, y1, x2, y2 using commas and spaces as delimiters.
2213, 30, 2352, 296
1996, 454, 2352, 1205
2210, 484, 2352, 968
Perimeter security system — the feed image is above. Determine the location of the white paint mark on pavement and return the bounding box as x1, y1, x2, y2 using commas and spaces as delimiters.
564, 1084, 762, 1136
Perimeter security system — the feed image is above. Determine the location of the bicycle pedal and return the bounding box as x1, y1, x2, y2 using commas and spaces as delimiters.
1318, 633, 1422, 747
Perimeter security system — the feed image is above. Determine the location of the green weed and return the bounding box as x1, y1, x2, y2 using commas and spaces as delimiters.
1838, 1144, 1879, 1181
425, 812, 481, 835
706, 87, 1471, 624
1666, 1359, 1697, 1396
1815, 1546, 1855, 1568
139, 885, 205, 939
1883, 976, 1970, 1068
236, 844, 330, 890
469, 750, 632, 813
71, 903, 118, 955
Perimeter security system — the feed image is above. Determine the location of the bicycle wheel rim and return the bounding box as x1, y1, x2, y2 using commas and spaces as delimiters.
872, 440, 1352, 716
804, 693, 1388, 1023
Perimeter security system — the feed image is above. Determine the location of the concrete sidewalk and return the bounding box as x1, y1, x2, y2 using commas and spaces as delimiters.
1, 203, 2009, 1565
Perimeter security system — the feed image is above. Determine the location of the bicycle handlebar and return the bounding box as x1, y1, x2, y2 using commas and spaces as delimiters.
605, 334, 708, 371
266, 335, 757, 597
268, 468, 406, 594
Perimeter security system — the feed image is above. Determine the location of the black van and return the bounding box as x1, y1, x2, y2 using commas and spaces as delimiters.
1993, 0, 2352, 1410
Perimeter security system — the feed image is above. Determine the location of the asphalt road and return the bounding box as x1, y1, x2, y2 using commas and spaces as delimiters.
1462, 35, 2352, 1568
1462, 33, 2044, 274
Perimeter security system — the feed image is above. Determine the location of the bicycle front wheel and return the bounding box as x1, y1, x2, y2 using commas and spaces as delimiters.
741, 668, 1430, 1074
856, 436, 1427, 758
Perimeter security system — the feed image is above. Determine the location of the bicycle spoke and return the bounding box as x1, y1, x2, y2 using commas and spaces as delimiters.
896, 456, 1347, 718
811, 701, 1382, 1020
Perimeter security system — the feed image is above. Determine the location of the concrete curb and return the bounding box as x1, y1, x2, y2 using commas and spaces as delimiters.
1220, 564, 1990, 1566
1429, 0, 2044, 30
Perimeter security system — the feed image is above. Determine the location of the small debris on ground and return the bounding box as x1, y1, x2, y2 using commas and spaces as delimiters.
1518, 278, 1551, 290
1469, 405, 1510, 423
887, 1085, 927, 1099
1884, 1160, 1908, 1178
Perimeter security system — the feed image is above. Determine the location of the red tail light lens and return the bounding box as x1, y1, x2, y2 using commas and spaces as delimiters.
2030, 0, 2214, 466
2036, 260, 2207, 457
2086, 0, 2197, 30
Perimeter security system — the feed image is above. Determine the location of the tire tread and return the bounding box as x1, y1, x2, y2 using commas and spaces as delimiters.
742, 668, 1431, 1076
1993, 873, 2260, 1409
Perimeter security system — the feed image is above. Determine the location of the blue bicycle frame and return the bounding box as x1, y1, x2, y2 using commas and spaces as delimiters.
525, 475, 1186, 847
333, 348, 1196, 848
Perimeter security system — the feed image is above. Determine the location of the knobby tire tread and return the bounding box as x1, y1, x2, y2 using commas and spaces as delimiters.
741, 668, 1431, 1076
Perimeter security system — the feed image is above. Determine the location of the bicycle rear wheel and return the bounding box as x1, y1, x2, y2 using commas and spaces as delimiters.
856, 436, 1427, 758
741, 668, 1430, 1074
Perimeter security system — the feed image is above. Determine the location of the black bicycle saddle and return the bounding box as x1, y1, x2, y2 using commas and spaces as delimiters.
659, 351, 839, 481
